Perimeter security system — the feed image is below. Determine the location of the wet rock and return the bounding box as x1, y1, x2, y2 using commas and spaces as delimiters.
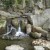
32, 39, 50, 49
5, 45, 24, 50
25, 10, 50, 28
20, 19, 27, 32
0, 19, 6, 35
12, 18, 18, 28
0, 10, 19, 18
30, 14, 48, 27
26, 24, 32, 34
34, 46, 45, 50
31, 26, 48, 39
42, 9, 50, 31
36, 1, 44, 9
30, 32, 42, 38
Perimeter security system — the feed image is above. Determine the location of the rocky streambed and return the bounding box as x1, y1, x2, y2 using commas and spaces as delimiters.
0, 36, 33, 50
0, 9, 50, 50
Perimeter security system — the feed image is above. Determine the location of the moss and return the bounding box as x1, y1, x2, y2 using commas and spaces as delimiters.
0, 20, 5, 24
0, 19, 6, 35
29, 32, 38, 39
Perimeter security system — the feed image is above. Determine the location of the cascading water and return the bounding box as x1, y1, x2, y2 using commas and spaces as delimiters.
15, 24, 25, 37
2, 18, 29, 39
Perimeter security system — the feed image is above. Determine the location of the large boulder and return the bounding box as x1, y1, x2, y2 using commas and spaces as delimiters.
25, 9, 50, 31
30, 32, 42, 38
12, 18, 19, 28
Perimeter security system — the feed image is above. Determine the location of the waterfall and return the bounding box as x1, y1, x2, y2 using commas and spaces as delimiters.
15, 24, 25, 37
17, 24, 21, 32
2, 18, 29, 39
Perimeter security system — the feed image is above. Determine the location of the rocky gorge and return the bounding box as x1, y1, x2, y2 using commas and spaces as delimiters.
0, 0, 50, 50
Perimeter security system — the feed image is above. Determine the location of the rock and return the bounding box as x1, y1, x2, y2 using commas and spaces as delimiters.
34, 46, 45, 50
24, 13, 33, 25
26, 24, 32, 34
0, 19, 6, 35
32, 26, 48, 34
5, 45, 24, 50
0, 10, 19, 18
32, 39, 50, 49
42, 9, 50, 31
30, 14, 48, 27
36, 1, 44, 9
12, 18, 18, 28
25, 10, 50, 28
30, 32, 42, 38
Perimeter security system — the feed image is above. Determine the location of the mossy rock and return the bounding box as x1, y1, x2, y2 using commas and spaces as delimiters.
20, 21, 26, 32
12, 18, 19, 29
30, 32, 41, 39
0, 19, 6, 35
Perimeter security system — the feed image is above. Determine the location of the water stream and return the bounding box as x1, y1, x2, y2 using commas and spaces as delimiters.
1, 18, 34, 50
2, 18, 29, 39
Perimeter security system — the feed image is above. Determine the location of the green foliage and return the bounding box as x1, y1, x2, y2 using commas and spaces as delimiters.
17, 0, 22, 4
1, 0, 15, 10
25, 0, 30, 6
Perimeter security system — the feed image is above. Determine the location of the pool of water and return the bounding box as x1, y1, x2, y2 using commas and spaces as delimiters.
0, 36, 33, 50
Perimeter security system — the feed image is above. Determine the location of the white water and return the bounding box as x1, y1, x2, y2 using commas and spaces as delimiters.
3, 24, 26, 37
